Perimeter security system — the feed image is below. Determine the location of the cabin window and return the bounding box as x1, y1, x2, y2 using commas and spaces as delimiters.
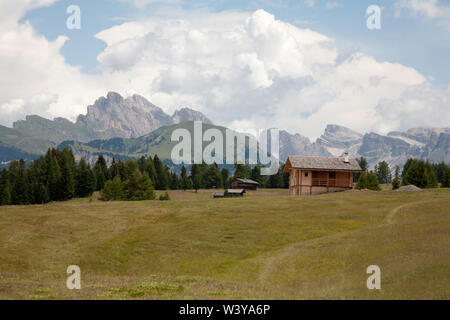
304, 172, 308, 177
329, 172, 336, 179
312, 171, 328, 186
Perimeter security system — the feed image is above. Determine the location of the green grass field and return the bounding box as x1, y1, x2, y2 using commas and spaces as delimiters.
0, 188, 449, 300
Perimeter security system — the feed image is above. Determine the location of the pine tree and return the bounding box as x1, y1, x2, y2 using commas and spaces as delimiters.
186, 177, 193, 190
47, 154, 61, 201
123, 169, 155, 200
114, 160, 125, 181
10, 159, 30, 205
190, 163, 202, 190
0, 169, 11, 206
356, 172, 368, 190
221, 168, 229, 189
137, 156, 146, 173
402, 158, 415, 180
402, 159, 438, 189
75, 158, 96, 197
234, 163, 251, 179
392, 165, 400, 190
93, 155, 109, 191
123, 169, 141, 200
144, 156, 157, 184
432, 162, 447, 183
268, 167, 283, 188
93, 165, 106, 191
354, 157, 368, 181
203, 164, 222, 189
37, 184, 50, 204
367, 172, 381, 191
180, 166, 189, 191
59, 151, 75, 200
101, 176, 124, 201
109, 158, 119, 180
374, 161, 392, 184
153, 155, 169, 190
139, 172, 155, 200
424, 161, 438, 188
442, 166, 450, 188
251, 165, 262, 184
193, 175, 202, 192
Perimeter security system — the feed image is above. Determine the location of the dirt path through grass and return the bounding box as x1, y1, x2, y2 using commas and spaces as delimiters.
257, 199, 435, 285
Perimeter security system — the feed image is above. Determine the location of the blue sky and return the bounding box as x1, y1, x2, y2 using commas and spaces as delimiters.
22, 0, 450, 86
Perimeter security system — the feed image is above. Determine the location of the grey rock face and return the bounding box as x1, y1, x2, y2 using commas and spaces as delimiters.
315, 124, 363, 158
76, 92, 174, 139
172, 107, 212, 124
429, 132, 450, 163
357, 132, 423, 168
13, 92, 213, 143
317, 124, 363, 149
279, 130, 331, 161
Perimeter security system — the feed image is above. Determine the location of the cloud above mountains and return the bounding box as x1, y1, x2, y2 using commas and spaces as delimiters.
0, 1, 448, 139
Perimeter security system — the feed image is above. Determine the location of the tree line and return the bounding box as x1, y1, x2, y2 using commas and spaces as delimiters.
0, 149, 289, 206
354, 157, 450, 191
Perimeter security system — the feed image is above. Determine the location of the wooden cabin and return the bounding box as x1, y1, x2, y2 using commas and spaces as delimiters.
231, 178, 259, 191
283, 156, 362, 196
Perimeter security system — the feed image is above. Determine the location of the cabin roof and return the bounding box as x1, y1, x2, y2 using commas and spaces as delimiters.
284, 156, 362, 173
232, 178, 259, 185
227, 189, 246, 194
213, 192, 225, 197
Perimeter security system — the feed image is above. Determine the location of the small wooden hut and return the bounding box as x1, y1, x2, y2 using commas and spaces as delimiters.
231, 178, 259, 191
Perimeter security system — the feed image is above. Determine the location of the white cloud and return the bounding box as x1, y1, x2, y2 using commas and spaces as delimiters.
325, 2, 341, 10
395, 0, 450, 29
375, 84, 450, 133
0, 0, 108, 125
0, 3, 448, 140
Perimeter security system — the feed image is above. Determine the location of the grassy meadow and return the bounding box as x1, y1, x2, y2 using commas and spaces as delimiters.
0, 188, 449, 300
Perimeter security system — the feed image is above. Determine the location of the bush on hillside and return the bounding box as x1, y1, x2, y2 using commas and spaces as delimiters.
159, 192, 170, 201
402, 159, 437, 189
356, 172, 381, 191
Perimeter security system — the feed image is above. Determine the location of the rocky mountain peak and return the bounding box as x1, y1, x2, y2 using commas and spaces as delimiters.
279, 130, 331, 160
14, 92, 214, 143
320, 124, 363, 144
106, 91, 123, 102
172, 107, 212, 124
315, 124, 363, 157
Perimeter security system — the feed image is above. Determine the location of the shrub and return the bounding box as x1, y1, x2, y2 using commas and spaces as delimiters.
442, 167, 450, 188
100, 176, 124, 201
367, 172, 381, 191
392, 177, 400, 190
402, 159, 438, 188
356, 172, 380, 191
159, 192, 170, 201
123, 169, 155, 201
356, 173, 368, 190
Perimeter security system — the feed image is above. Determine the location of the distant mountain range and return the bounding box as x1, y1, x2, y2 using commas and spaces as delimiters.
0, 92, 448, 169
12, 92, 212, 144
281, 124, 450, 168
